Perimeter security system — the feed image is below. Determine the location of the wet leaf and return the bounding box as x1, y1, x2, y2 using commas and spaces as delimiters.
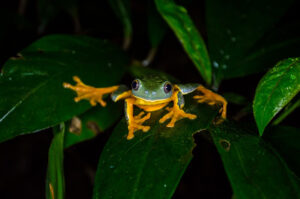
93, 95, 219, 199
64, 100, 122, 148
46, 123, 65, 199
155, 0, 212, 85
253, 58, 300, 135
0, 34, 128, 143
272, 98, 300, 125
210, 121, 300, 199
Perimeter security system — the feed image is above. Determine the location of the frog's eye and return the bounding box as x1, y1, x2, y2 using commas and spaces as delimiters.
131, 79, 140, 90
164, 82, 172, 93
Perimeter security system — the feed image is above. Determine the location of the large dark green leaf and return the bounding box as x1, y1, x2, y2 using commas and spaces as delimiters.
253, 58, 300, 135
264, 126, 300, 178
155, 0, 212, 85
0, 34, 128, 143
64, 100, 122, 148
93, 95, 219, 199
206, 0, 295, 84
46, 123, 65, 199
210, 121, 300, 199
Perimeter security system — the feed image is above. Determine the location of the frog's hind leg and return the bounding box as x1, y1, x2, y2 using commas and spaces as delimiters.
193, 85, 227, 120
125, 99, 151, 140
63, 76, 119, 107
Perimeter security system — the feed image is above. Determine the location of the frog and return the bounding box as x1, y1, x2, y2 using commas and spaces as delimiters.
63, 74, 227, 140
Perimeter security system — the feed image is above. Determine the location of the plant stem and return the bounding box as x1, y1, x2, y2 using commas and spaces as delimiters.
272, 99, 300, 125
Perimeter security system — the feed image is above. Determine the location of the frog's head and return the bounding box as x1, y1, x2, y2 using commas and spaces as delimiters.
131, 76, 173, 101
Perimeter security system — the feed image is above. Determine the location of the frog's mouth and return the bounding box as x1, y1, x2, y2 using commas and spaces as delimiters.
133, 94, 171, 104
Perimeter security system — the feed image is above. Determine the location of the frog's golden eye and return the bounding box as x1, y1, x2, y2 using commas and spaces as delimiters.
131, 79, 140, 90
164, 82, 172, 93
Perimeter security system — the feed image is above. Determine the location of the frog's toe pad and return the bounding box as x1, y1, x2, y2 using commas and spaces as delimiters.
127, 122, 151, 140
127, 134, 134, 140
160, 107, 197, 127
142, 126, 150, 132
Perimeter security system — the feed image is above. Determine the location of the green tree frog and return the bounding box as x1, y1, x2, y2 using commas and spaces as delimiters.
63, 75, 227, 140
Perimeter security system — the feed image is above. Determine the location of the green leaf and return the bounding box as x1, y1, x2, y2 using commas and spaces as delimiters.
264, 125, 300, 178
64, 100, 122, 148
210, 121, 300, 199
272, 98, 300, 125
93, 95, 219, 199
46, 123, 65, 199
206, 0, 295, 83
0, 34, 128, 143
107, 0, 132, 49
253, 58, 300, 136
155, 0, 212, 85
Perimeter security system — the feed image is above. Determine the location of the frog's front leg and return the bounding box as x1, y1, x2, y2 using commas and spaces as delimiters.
159, 90, 196, 127
63, 76, 119, 107
125, 98, 151, 140
176, 84, 227, 120
193, 85, 227, 120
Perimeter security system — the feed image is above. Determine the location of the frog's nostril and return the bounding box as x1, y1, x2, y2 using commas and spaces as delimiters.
145, 90, 149, 94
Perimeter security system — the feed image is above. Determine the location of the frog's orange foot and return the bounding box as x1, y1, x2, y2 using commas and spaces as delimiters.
159, 107, 196, 128
63, 76, 119, 107
193, 86, 227, 120
127, 112, 151, 140
134, 111, 151, 123
127, 122, 151, 140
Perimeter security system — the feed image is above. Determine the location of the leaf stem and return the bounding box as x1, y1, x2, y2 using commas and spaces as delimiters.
142, 48, 157, 66
272, 99, 300, 125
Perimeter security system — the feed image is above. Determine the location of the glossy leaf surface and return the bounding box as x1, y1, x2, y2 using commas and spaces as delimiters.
253, 58, 300, 135
210, 122, 300, 199
272, 99, 300, 125
0, 34, 127, 143
46, 123, 65, 199
93, 95, 219, 199
155, 0, 212, 85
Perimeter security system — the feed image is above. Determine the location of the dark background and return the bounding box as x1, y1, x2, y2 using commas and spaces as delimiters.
0, 0, 299, 198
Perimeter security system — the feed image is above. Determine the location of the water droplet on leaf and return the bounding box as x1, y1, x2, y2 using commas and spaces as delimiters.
213, 61, 219, 68
109, 165, 115, 169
